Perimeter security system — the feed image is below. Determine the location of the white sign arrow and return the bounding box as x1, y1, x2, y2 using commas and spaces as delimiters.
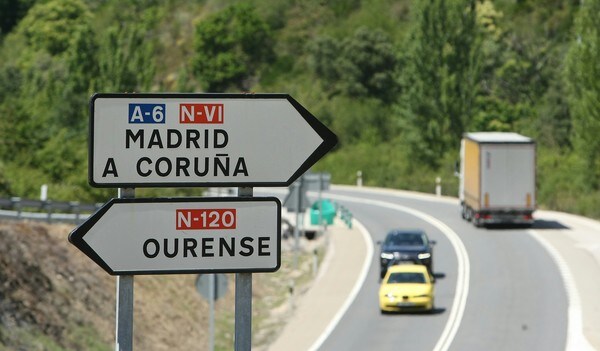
89, 93, 337, 187
69, 197, 281, 275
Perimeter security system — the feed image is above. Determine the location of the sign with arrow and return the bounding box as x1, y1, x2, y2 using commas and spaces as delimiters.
89, 93, 337, 188
68, 197, 281, 275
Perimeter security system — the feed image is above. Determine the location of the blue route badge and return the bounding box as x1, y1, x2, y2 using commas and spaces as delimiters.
128, 103, 166, 124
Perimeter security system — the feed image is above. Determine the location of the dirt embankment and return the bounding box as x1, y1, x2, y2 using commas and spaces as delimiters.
0, 220, 221, 350
0, 220, 321, 351
0, 221, 114, 350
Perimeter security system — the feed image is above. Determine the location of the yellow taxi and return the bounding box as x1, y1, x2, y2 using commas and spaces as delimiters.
378, 264, 434, 313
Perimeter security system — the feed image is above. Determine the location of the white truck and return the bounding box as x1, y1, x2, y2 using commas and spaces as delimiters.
459, 132, 536, 227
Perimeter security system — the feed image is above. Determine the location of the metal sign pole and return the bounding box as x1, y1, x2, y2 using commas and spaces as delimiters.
294, 177, 305, 269
235, 187, 253, 351
318, 173, 324, 230
116, 188, 135, 351
209, 274, 215, 351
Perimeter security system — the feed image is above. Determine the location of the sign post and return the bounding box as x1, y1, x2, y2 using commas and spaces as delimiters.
71, 92, 337, 350
294, 179, 303, 269
196, 274, 228, 351
116, 188, 134, 351
235, 187, 253, 351
209, 274, 215, 351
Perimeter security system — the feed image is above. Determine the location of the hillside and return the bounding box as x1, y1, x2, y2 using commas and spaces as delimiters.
0, 221, 114, 350
0, 219, 321, 350
1, 1, 600, 348
0, 2, 599, 208
4, 0, 600, 348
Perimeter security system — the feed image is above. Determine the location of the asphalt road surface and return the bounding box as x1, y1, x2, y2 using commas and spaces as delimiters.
258, 184, 600, 351
317, 186, 569, 351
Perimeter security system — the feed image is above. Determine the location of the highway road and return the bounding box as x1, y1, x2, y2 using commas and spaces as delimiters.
4, 185, 596, 350
302, 185, 599, 351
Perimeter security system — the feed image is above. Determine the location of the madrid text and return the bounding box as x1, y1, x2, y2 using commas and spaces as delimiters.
101, 128, 249, 178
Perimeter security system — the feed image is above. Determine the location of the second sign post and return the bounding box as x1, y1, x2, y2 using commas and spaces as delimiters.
70, 93, 337, 351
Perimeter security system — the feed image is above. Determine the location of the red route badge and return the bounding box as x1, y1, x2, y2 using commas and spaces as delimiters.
176, 209, 236, 230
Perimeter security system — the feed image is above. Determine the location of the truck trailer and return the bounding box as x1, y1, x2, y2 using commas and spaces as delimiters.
459, 132, 536, 227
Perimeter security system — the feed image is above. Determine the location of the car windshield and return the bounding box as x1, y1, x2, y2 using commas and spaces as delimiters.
387, 272, 426, 284
386, 232, 426, 246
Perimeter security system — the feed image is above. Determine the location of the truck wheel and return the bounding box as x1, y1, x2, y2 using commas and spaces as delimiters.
466, 208, 473, 222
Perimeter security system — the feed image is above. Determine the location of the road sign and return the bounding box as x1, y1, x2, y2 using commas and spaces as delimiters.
196, 274, 228, 301
283, 173, 330, 212
89, 93, 337, 188
68, 197, 281, 275
283, 180, 310, 213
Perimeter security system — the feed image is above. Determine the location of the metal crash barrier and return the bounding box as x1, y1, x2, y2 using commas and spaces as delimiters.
0, 197, 103, 224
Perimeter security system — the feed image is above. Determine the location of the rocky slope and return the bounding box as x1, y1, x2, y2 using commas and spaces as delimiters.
0, 219, 320, 351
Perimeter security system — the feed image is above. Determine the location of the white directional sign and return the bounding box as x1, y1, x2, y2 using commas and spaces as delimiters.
89, 93, 337, 187
68, 197, 281, 275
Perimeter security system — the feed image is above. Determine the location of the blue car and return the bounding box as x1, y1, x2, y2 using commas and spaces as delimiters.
378, 229, 435, 279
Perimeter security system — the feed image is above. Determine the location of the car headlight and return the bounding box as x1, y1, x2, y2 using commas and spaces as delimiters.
385, 293, 396, 298
381, 252, 394, 260
417, 252, 431, 260
415, 294, 430, 298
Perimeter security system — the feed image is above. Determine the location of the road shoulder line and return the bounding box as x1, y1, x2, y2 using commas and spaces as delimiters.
307, 218, 373, 351
527, 228, 595, 351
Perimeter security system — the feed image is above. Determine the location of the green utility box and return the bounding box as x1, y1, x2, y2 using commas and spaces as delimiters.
310, 199, 336, 225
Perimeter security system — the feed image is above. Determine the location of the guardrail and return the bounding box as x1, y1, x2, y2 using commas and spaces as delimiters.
0, 197, 103, 224
0, 189, 352, 228
338, 205, 353, 229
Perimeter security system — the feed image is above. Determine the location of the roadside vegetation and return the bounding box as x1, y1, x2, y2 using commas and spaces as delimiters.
1, 0, 599, 218
0, 220, 326, 350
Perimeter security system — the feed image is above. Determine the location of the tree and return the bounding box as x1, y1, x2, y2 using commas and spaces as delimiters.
0, 0, 95, 148
93, 22, 157, 93
0, 0, 35, 36
308, 36, 341, 93
192, 3, 274, 92
0, 0, 95, 197
396, 0, 482, 166
308, 27, 398, 102
16, 0, 92, 56
565, 0, 600, 188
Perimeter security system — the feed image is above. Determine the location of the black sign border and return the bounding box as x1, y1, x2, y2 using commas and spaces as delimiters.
68, 196, 282, 276
89, 93, 337, 188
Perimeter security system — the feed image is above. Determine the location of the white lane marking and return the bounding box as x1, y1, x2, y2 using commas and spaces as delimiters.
527, 230, 596, 351
313, 231, 335, 283
307, 218, 373, 351
254, 187, 375, 351
314, 193, 470, 351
